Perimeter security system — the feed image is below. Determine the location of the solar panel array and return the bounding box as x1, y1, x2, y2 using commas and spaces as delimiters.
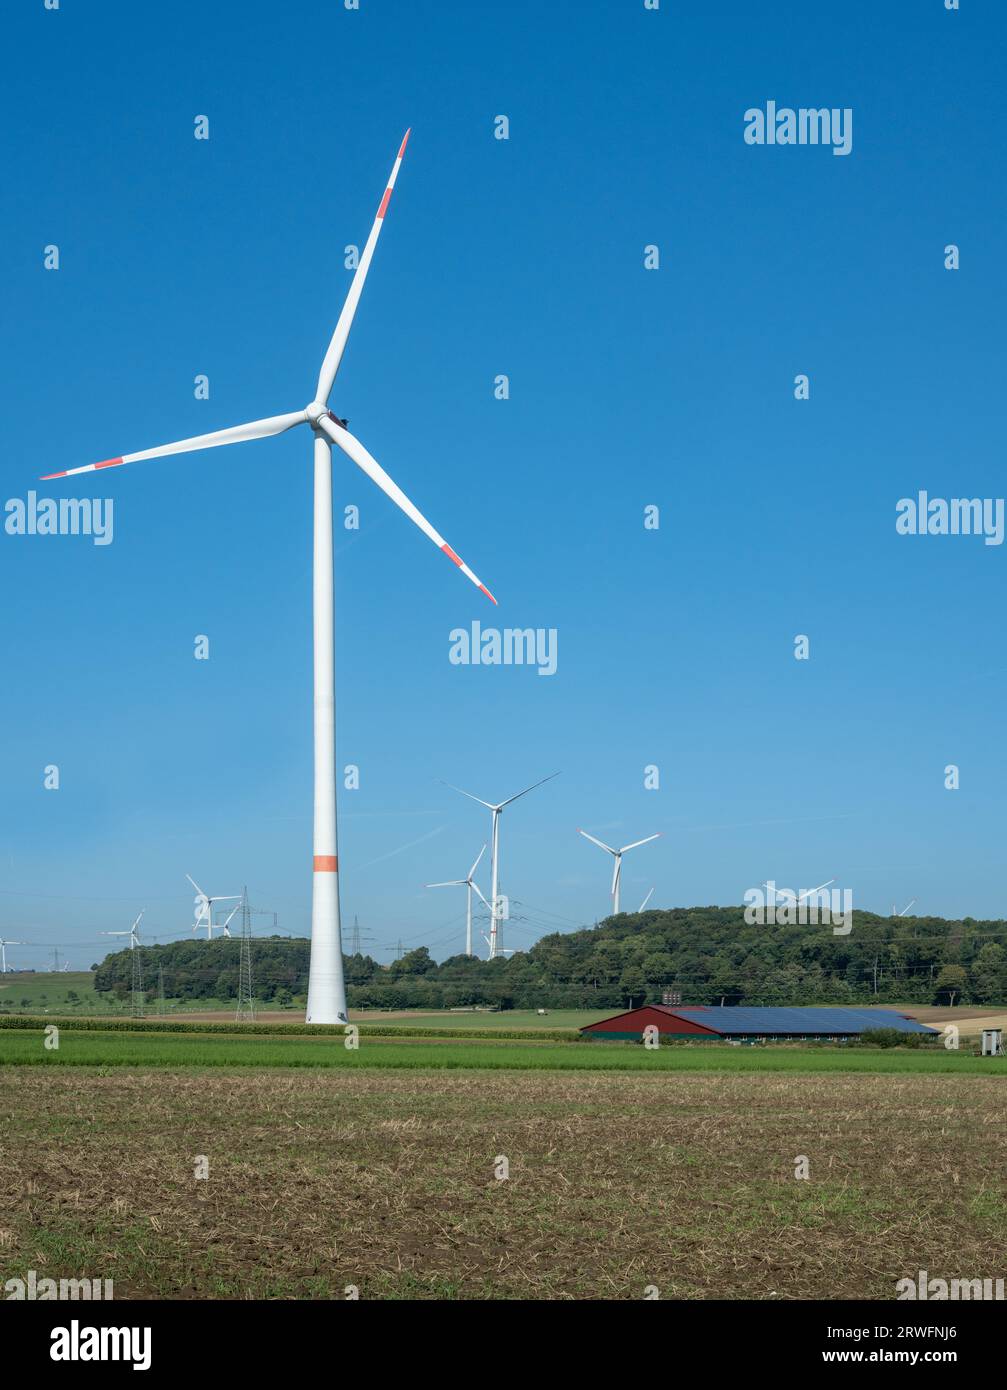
669, 1006, 936, 1035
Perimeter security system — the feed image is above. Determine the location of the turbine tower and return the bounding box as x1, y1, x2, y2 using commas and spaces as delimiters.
40, 132, 496, 1025
441, 774, 560, 958
426, 844, 489, 957
187, 876, 240, 941
0, 938, 22, 974
577, 829, 661, 916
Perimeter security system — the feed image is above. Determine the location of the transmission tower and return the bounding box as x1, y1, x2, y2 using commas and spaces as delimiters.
236, 886, 256, 1022
349, 915, 376, 955
131, 939, 144, 1019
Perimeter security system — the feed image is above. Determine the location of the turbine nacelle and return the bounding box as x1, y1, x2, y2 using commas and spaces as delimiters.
305, 401, 347, 430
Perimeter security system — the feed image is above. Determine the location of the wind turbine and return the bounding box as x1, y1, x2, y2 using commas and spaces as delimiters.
892, 898, 917, 917
425, 845, 489, 957
39, 131, 496, 1025
0, 938, 22, 974
187, 876, 240, 941
101, 912, 144, 950
638, 888, 655, 912
215, 903, 242, 939
441, 774, 560, 959
762, 879, 835, 907
577, 829, 661, 916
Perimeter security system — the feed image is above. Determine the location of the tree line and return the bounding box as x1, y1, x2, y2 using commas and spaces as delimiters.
91, 907, 1007, 1010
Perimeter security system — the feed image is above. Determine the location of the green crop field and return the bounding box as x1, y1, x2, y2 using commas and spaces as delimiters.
0, 1023, 1003, 1073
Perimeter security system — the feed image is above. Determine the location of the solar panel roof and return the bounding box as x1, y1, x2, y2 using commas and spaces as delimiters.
670, 1007, 935, 1035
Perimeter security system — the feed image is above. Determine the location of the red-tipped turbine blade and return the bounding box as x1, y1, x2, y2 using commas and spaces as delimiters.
315, 130, 412, 405
317, 414, 497, 604
41, 410, 307, 479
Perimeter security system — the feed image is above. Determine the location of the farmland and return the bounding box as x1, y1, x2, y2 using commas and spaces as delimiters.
1, 1064, 1005, 1300
1, 1021, 1006, 1073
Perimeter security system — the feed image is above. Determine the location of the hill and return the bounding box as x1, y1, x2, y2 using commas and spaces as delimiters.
88, 906, 1007, 1011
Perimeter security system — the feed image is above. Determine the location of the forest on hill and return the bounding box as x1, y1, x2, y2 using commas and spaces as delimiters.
92, 906, 1007, 1010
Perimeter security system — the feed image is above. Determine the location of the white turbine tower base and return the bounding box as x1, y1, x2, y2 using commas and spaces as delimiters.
40, 132, 497, 1025
577, 828, 662, 917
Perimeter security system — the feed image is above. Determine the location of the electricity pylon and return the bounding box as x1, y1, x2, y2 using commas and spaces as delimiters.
236, 886, 256, 1022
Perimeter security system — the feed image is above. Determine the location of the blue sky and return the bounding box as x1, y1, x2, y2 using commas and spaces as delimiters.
1, 0, 1004, 968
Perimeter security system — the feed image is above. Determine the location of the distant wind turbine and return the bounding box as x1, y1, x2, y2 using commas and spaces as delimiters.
762, 879, 835, 906
577, 829, 661, 916
187, 876, 240, 940
0, 938, 22, 974
425, 845, 489, 957
441, 774, 560, 958
638, 888, 655, 912
101, 912, 144, 951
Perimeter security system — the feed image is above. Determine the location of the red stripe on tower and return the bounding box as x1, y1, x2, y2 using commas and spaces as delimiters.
313, 855, 338, 872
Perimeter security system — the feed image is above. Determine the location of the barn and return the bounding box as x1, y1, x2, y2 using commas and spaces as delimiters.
580, 1004, 937, 1043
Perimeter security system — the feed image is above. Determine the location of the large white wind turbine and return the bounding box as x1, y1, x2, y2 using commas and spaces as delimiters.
187, 876, 240, 941
577, 828, 661, 916
441, 774, 560, 958
0, 938, 22, 974
41, 132, 495, 1024
425, 844, 489, 957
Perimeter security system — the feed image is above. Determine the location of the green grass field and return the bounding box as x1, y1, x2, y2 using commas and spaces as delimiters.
0, 971, 103, 1012
1, 1024, 1003, 1073
353, 1009, 610, 1029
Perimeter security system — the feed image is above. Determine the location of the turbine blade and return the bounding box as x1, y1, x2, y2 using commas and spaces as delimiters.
795, 879, 835, 903
469, 844, 487, 878
639, 888, 655, 912
186, 875, 204, 895
611, 856, 622, 898
319, 416, 496, 602
41, 411, 307, 480
619, 833, 661, 854
498, 772, 561, 809
472, 883, 491, 910
577, 828, 616, 855
438, 780, 496, 810
315, 130, 411, 404
425, 880, 466, 888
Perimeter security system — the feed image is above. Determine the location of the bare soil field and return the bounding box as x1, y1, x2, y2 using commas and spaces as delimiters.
1, 1066, 1004, 1300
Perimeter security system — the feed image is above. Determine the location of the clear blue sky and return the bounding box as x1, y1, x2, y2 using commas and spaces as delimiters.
2, 0, 1004, 969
